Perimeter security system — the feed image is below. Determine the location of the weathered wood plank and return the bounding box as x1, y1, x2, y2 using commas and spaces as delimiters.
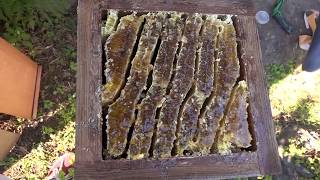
101, 0, 255, 16
234, 16, 281, 175
76, 0, 280, 178
76, 0, 102, 165
76, 152, 260, 179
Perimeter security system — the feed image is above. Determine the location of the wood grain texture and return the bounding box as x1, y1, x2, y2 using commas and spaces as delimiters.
101, 0, 255, 16
76, 0, 102, 164
234, 16, 282, 175
76, 0, 281, 178
76, 152, 260, 179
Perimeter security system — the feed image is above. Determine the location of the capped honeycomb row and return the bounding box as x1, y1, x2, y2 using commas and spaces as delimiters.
101, 11, 253, 160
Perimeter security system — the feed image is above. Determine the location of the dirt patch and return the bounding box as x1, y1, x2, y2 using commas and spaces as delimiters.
254, 0, 320, 65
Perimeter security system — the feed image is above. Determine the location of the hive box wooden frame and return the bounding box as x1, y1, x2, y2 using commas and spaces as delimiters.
76, 0, 281, 179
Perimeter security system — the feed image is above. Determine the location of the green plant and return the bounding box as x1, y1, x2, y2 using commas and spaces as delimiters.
264, 176, 273, 180
68, 168, 75, 178
267, 63, 320, 178
3, 95, 76, 179
0, 0, 70, 47
265, 61, 295, 87
69, 61, 77, 72
43, 100, 55, 110
58, 170, 66, 180
63, 45, 77, 60
284, 139, 320, 178
58, 168, 75, 180
42, 126, 54, 136
57, 95, 76, 127
54, 85, 66, 95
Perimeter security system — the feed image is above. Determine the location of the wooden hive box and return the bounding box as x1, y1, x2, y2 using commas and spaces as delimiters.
76, 0, 281, 179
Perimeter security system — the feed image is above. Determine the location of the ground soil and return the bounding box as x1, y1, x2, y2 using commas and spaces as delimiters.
255, 0, 320, 66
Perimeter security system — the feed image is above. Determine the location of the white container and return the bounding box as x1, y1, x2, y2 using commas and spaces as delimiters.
256, 11, 270, 25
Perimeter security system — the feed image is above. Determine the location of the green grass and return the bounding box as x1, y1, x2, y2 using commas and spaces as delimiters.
266, 62, 320, 179
0, 0, 70, 49
266, 61, 296, 88
2, 95, 76, 179
268, 64, 320, 126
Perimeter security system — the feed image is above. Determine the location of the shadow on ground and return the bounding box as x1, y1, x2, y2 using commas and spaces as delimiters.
0, 8, 77, 175
273, 98, 319, 179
